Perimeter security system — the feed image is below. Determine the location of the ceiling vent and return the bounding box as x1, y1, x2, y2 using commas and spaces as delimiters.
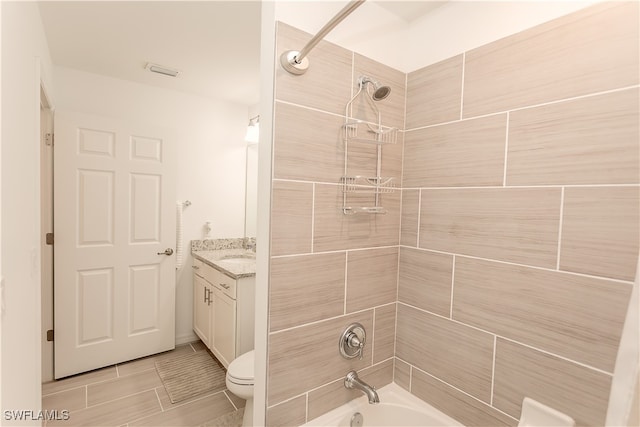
145, 62, 180, 78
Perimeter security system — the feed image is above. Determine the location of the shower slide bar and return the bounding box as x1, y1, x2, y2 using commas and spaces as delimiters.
280, 0, 366, 75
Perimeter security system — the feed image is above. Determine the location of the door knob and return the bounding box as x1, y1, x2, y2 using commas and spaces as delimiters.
157, 248, 174, 256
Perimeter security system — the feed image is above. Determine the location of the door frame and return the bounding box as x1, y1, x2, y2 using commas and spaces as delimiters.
40, 82, 54, 382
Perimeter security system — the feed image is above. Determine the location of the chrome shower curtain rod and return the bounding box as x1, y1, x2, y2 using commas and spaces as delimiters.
280, 0, 366, 75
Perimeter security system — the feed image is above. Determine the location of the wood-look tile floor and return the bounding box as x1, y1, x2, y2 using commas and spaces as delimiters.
42, 341, 245, 427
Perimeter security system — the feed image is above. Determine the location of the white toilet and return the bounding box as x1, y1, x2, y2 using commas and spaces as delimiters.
226, 350, 255, 427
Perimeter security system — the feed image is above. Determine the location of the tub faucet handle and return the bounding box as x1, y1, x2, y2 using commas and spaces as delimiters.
339, 323, 366, 360
347, 333, 364, 359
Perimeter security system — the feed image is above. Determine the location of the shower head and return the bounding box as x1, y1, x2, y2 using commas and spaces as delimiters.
358, 76, 391, 101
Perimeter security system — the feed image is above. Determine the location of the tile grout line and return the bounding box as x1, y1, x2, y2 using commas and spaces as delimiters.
416, 189, 422, 247
154, 387, 164, 412
400, 360, 519, 423
449, 255, 456, 319
270, 303, 389, 335
397, 300, 615, 376
503, 111, 510, 186
266, 357, 396, 411
459, 52, 466, 120
271, 244, 399, 259
490, 335, 497, 406
344, 251, 348, 315
556, 186, 565, 270
400, 183, 640, 190
404, 83, 640, 133
305, 392, 310, 424
371, 306, 376, 364
396, 244, 635, 285
223, 391, 239, 411
311, 183, 316, 254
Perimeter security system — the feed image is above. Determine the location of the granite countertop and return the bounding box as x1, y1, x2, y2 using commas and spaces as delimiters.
192, 248, 256, 279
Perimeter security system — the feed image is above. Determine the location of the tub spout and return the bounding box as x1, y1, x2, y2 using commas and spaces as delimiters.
344, 370, 380, 404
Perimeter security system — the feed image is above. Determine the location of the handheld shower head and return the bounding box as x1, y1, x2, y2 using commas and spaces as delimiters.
358, 76, 391, 101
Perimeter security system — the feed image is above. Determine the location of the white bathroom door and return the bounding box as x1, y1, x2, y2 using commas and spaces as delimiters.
53, 111, 177, 379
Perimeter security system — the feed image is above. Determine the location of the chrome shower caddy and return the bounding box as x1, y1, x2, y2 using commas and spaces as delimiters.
341, 77, 398, 215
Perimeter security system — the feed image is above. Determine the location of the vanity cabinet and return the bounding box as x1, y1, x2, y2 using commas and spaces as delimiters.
193, 273, 212, 349
192, 258, 255, 368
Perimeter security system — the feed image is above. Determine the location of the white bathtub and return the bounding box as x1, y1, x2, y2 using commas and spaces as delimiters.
303, 383, 463, 427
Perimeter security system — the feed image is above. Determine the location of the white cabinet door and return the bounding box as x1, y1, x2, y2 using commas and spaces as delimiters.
193, 274, 212, 348
212, 286, 236, 367
54, 111, 176, 378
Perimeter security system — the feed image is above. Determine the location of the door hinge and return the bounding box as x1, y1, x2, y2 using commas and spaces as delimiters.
46, 233, 54, 245
46, 329, 54, 342
45, 133, 54, 147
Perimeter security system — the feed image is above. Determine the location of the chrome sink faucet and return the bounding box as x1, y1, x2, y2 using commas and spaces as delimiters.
344, 371, 380, 404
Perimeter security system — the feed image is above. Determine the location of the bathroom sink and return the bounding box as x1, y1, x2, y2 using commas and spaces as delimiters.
220, 254, 255, 264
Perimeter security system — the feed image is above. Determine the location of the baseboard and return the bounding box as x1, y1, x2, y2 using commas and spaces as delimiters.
176, 332, 199, 346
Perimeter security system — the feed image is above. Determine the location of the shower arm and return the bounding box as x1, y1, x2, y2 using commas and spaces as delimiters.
280, 0, 366, 75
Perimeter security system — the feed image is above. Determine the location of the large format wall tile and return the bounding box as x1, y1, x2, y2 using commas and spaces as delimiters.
269, 253, 346, 332
493, 339, 612, 427
307, 360, 393, 421
507, 89, 640, 186
275, 23, 353, 116
452, 257, 631, 372
398, 247, 452, 317
394, 358, 411, 391
406, 55, 463, 129
314, 184, 401, 252
373, 304, 396, 364
411, 369, 517, 427
353, 54, 407, 130
273, 102, 345, 182
400, 189, 419, 247
560, 186, 640, 281
266, 395, 306, 427
271, 180, 313, 256
463, 2, 639, 117
268, 311, 373, 406
419, 188, 561, 268
396, 304, 494, 402
346, 247, 398, 312
403, 114, 507, 187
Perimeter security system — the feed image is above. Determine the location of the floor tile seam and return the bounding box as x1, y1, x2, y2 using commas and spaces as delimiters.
59, 387, 163, 425
42, 383, 87, 399
154, 387, 230, 413
126, 388, 231, 426
43, 366, 159, 397
222, 390, 240, 411
86, 385, 164, 409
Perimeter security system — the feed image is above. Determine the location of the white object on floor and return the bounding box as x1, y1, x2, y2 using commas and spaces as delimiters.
226, 350, 255, 427
518, 397, 575, 427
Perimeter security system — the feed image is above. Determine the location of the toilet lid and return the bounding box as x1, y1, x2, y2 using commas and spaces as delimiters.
227, 350, 254, 383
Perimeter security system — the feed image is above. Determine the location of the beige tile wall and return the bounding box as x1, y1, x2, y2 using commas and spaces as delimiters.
399, 3, 639, 427
268, 3, 639, 426
266, 22, 405, 424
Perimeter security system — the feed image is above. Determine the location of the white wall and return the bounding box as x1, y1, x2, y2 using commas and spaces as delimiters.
274, 1, 599, 72
1, 1, 54, 423
53, 66, 250, 344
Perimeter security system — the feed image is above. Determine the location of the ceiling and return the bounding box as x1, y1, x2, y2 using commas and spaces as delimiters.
39, 1, 262, 106
38, 1, 446, 106
375, 1, 448, 23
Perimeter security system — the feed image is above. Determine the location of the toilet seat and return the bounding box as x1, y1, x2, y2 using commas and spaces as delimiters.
227, 350, 254, 385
